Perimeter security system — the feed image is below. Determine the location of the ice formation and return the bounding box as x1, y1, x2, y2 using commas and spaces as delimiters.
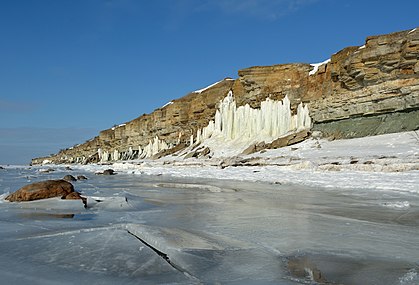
98, 136, 169, 162
98, 91, 310, 162
190, 91, 311, 146
139, 136, 169, 159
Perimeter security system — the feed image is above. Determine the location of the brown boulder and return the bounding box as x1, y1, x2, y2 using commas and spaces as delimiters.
64, 192, 83, 200
5, 180, 83, 202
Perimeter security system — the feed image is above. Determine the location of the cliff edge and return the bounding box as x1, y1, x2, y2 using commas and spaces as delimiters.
32, 28, 419, 165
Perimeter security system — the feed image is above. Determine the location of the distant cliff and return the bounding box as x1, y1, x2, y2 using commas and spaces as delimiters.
32, 28, 419, 165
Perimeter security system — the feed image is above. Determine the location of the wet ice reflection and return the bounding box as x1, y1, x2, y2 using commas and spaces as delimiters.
0, 167, 418, 284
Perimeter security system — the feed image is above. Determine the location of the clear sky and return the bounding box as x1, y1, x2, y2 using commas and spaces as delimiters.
0, 0, 418, 164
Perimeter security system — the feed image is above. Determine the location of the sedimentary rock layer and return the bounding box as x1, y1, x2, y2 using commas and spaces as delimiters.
32, 28, 419, 164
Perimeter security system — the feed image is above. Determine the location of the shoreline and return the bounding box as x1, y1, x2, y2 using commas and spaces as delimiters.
3, 131, 419, 194
65, 132, 419, 194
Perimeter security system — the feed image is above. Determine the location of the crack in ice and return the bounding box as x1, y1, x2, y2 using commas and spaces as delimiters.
126, 229, 201, 283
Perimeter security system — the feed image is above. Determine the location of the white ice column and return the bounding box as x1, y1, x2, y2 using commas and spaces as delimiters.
127, 147, 133, 160
140, 136, 169, 158
138, 146, 143, 158
112, 149, 119, 161
192, 92, 311, 145
220, 91, 235, 140
98, 149, 110, 162
98, 148, 103, 161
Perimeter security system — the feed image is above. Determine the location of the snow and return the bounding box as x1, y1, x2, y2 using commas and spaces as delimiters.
1, 131, 419, 284
81, 131, 419, 194
408, 28, 417, 34
192, 78, 233, 94
309, 59, 331, 75
161, 101, 173, 108
1, 149, 419, 284
358, 44, 366, 49
111, 123, 126, 131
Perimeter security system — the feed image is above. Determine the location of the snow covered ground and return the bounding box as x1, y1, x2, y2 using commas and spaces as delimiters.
0, 131, 418, 284
82, 131, 419, 194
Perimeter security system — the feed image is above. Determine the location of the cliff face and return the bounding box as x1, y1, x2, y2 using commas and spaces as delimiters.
32, 28, 419, 165
233, 29, 419, 135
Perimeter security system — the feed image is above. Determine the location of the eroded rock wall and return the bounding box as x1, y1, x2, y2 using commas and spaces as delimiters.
32, 28, 418, 164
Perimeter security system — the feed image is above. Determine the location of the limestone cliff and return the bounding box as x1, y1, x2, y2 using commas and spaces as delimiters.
32, 28, 418, 165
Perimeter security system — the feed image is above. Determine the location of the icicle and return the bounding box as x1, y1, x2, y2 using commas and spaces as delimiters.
100, 150, 109, 162
194, 92, 311, 145
113, 149, 119, 161
139, 136, 169, 158
138, 146, 143, 158
127, 147, 133, 160
177, 132, 182, 144
98, 148, 102, 161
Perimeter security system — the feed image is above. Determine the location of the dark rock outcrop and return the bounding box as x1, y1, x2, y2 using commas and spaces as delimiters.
63, 175, 77, 182
103, 169, 115, 175
96, 169, 116, 175
6, 180, 84, 203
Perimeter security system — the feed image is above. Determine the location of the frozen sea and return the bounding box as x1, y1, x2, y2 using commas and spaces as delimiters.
1, 165, 419, 284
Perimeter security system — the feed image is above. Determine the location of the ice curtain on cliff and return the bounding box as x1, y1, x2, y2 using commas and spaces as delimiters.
98, 91, 311, 162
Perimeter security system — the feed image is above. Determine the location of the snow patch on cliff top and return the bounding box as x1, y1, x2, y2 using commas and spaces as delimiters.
111, 123, 126, 131
193, 78, 234, 94
161, 101, 173, 108
309, 59, 331, 75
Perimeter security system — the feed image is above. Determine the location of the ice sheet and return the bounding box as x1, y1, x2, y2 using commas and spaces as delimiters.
1, 166, 419, 284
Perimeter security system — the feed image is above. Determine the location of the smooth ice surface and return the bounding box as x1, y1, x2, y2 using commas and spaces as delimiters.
1, 164, 419, 284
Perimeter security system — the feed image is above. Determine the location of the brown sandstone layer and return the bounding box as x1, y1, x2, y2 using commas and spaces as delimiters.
32, 28, 418, 165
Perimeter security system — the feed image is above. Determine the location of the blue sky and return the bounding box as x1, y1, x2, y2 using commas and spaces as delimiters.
0, 0, 418, 164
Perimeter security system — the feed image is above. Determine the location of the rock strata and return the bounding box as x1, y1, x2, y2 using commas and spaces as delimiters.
32, 28, 419, 165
